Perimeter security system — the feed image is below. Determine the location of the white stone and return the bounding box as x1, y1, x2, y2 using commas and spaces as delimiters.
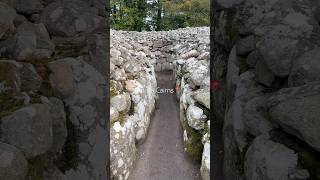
117, 159, 124, 168
113, 122, 122, 133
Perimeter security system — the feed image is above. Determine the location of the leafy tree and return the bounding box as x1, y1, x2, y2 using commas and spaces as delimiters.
110, 0, 210, 31
111, 0, 148, 31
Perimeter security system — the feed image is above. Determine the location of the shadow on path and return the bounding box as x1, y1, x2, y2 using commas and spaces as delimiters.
129, 71, 200, 180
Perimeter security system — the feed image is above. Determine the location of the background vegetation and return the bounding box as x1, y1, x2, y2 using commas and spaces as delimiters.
110, 0, 210, 31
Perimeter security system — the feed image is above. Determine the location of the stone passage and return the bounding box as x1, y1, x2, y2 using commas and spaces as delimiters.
129, 70, 200, 180
110, 27, 210, 180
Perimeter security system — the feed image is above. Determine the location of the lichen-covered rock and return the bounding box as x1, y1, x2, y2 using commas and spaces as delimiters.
123, 60, 142, 74
200, 140, 210, 180
48, 60, 75, 98
243, 97, 275, 136
288, 47, 320, 87
0, 0, 108, 179
197, 52, 209, 60
214, 0, 320, 179
110, 106, 119, 123
110, 48, 123, 66
46, 97, 67, 153
183, 59, 209, 87
110, 121, 136, 180
181, 49, 200, 59
87, 34, 108, 74
111, 92, 131, 113
112, 68, 127, 81
48, 58, 108, 179
244, 135, 308, 180
186, 105, 206, 130
11, 22, 54, 61
268, 82, 320, 152
40, 2, 104, 37
0, 142, 28, 180
0, 104, 53, 158
200, 121, 210, 180
0, 60, 43, 93
193, 89, 210, 109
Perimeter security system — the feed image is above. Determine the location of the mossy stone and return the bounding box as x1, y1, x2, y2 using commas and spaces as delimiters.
182, 115, 203, 162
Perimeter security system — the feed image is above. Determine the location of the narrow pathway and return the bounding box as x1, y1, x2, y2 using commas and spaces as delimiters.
129, 71, 200, 180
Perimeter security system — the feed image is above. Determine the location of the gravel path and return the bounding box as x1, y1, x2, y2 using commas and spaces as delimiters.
129, 71, 200, 180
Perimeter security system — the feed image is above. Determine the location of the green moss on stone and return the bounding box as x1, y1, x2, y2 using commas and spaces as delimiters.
110, 81, 117, 97
110, 110, 127, 127
202, 123, 209, 135
182, 116, 203, 162
118, 111, 126, 125
120, 80, 126, 89
127, 75, 135, 80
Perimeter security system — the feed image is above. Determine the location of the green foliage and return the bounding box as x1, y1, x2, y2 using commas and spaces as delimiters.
162, 0, 210, 30
110, 81, 117, 97
110, 0, 210, 31
111, 0, 149, 31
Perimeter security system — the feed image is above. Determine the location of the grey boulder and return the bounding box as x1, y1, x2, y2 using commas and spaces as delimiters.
244, 135, 306, 180
0, 104, 53, 158
40, 2, 104, 37
268, 82, 320, 152
0, 142, 28, 180
289, 47, 320, 87
12, 22, 54, 61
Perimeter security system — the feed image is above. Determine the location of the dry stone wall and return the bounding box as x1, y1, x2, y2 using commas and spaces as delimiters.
214, 0, 320, 179
0, 0, 108, 179
110, 27, 210, 180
